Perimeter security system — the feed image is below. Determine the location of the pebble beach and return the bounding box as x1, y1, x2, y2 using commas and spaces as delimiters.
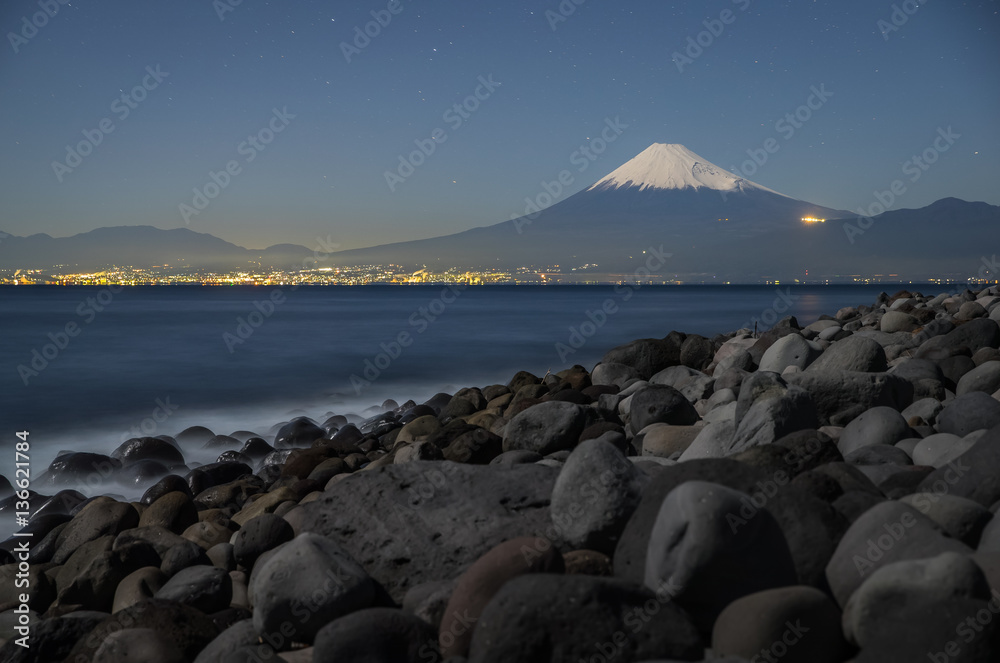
3, 285, 1000, 662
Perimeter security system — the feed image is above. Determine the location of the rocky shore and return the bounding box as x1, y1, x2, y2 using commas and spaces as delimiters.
3, 286, 1000, 662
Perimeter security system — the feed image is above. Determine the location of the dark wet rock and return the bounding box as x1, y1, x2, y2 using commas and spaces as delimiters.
273, 416, 326, 449
186, 461, 253, 494
119, 459, 173, 486
176, 426, 216, 446
112, 437, 185, 466
31, 490, 85, 521
41, 452, 121, 488
141, 475, 193, 505
239, 437, 274, 462
466, 574, 702, 663
194, 477, 264, 510
216, 450, 253, 465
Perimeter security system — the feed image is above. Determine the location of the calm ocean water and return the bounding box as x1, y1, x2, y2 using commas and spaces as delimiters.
1, 283, 906, 479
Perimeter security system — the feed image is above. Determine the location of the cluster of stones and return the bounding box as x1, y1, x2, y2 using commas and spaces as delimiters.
1, 285, 1000, 662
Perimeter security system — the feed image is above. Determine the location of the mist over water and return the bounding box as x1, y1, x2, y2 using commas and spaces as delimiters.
2, 283, 906, 496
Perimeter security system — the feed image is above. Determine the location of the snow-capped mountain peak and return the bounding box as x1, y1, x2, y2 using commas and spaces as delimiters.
588, 143, 787, 196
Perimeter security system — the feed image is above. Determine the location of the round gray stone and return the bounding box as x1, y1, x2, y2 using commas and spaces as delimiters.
837, 406, 910, 456
550, 438, 644, 554
250, 533, 377, 644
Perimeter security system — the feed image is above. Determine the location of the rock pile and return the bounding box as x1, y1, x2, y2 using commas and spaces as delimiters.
2, 286, 1000, 662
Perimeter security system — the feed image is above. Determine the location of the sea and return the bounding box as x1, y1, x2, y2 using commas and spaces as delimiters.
0, 283, 915, 503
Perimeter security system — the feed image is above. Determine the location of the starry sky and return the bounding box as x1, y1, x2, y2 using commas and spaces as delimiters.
1, 0, 998, 251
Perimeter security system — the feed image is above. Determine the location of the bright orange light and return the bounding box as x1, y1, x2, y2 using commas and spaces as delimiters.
801, 217, 826, 224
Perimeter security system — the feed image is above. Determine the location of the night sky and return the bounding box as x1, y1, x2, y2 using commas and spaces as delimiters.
1, 0, 998, 251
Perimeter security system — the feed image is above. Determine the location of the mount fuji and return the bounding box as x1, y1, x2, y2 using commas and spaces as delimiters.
328, 143, 853, 279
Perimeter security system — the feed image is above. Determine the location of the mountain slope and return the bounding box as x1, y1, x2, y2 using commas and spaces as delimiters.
326, 143, 849, 273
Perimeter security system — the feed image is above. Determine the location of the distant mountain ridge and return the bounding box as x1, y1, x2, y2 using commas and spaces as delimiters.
0, 226, 316, 272
2, 144, 998, 281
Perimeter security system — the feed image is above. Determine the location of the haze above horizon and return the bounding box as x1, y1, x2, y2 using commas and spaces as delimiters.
1, 0, 997, 250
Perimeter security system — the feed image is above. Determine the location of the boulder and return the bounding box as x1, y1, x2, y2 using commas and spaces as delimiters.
600, 337, 682, 379
438, 537, 563, 658
250, 532, 378, 645
53, 500, 140, 565
757, 334, 821, 373
784, 370, 913, 426
502, 401, 589, 455
842, 552, 990, 647
712, 586, 850, 663
154, 565, 232, 614
233, 514, 295, 570
550, 438, 644, 554
644, 481, 797, 631
957, 361, 1000, 396
837, 406, 910, 456
808, 334, 888, 373
138, 491, 199, 534
628, 384, 699, 434
312, 608, 439, 663
64, 599, 219, 662
299, 461, 558, 602
824, 500, 972, 607
937, 392, 1000, 437
466, 575, 702, 663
